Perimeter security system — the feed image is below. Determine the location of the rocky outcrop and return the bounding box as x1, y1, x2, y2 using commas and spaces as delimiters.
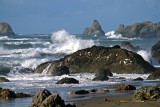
93, 69, 112, 81
115, 84, 136, 92
83, 20, 105, 36
29, 89, 74, 107
115, 21, 160, 37
147, 68, 160, 80
121, 41, 141, 52
151, 41, 160, 62
133, 85, 160, 101
0, 88, 31, 99
0, 22, 15, 36
0, 77, 10, 82
35, 45, 156, 74
56, 77, 79, 84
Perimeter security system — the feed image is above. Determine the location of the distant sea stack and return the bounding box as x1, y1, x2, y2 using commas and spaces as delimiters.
0, 22, 15, 36
115, 21, 160, 37
83, 20, 105, 36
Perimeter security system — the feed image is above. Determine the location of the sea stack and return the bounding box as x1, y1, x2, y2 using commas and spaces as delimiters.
115, 21, 160, 37
83, 20, 105, 36
0, 22, 15, 36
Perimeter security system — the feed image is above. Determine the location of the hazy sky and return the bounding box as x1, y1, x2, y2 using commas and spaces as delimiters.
0, 0, 160, 34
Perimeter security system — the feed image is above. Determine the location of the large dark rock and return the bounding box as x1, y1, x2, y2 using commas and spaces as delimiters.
0, 64, 11, 75
83, 20, 105, 36
0, 77, 10, 82
36, 45, 155, 74
121, 41, 141, 52
0, 22, 15, 36
147, 68, 160, 80
29, 89, 74, 107
151, 41, 160, 62
133, 85, 160, 101
93, 69, 112, 81
115, 21, 160, 37
56, 77, 79, 84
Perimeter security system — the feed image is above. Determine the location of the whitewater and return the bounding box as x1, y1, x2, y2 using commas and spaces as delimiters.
0, 30, 160, 107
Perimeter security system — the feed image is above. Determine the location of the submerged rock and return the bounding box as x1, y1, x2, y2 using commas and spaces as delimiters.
133, 77, 144, 81
56, 77, 79, 84
0, 22, 15, 36
36, 45, 155, 75
115, 84, 136, 92
115, 21, 160, 37
151, 41, 160, 63
83, 20, 105, 36
93, 69, 112, 81
69, 90, 89, 95
29, 89, 74, 107
133, 85, 160, 101
0, 77, 10, 82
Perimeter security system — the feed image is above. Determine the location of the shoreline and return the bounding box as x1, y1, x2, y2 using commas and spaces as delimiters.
75, 92, 160, 107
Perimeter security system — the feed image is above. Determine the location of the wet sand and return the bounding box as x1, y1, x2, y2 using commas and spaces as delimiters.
76, 92, 160, 107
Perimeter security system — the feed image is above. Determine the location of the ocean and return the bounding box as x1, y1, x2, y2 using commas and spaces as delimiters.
0, 30, 160, 107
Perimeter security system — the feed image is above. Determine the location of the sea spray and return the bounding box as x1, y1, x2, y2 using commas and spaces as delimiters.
51, 30, 96, 54
137, 50, 151, 63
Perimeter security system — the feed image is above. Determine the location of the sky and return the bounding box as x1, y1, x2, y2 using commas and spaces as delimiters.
0, 0, 160, 34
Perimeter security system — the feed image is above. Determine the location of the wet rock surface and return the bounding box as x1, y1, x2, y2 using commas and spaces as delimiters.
56, 77, 79, 84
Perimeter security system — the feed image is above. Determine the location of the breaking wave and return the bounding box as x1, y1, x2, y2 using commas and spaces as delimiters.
51, 30, 96, 54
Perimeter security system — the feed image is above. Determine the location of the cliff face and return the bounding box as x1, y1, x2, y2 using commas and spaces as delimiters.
115, 21, 160, 37
0, 22, 15, 36
83, 20, 105, 36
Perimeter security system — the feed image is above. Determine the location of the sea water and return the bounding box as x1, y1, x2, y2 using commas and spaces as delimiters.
0, 30, 160, 107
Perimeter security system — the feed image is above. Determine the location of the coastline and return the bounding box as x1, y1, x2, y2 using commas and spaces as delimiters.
75, 92, 160, 107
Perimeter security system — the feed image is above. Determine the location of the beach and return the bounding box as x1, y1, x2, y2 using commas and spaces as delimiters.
76, 92, 160, 107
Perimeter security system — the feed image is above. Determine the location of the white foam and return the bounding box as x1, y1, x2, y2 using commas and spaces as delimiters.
51, 30, 96, 54
105, 31, 140, 40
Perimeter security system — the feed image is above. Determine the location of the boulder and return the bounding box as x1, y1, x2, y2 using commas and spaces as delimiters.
0, 64, 11, 75
133, 85, 160, 101
69, 90, 89, 95
0, 77, 10, 82
50, 65, 69, 76
115, 84, 136, 92
147, 68, 160, 80
93, 69, 112, 81
56, 77, 79, 84
83, 20, 105, 36
36, 45, 156, 74
0, 88, 16, 99
29, 89, 74, 107
0, 88, 31, 99
121, 41, 141, 52
0, 22, 15, 36
115, 21, 160, 37
151, 41, 160, 62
